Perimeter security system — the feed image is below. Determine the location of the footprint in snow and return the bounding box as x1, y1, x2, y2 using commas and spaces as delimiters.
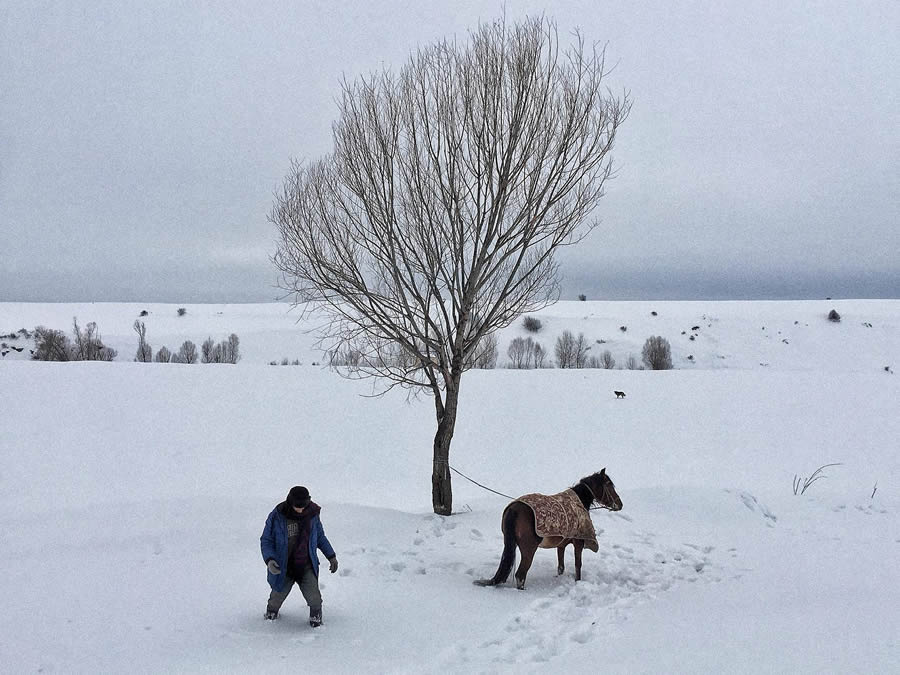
684, 543, 715, 554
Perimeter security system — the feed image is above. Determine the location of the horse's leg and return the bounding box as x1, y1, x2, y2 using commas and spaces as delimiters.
515, 543, 537, 590
574, 539, 584, 581
557, 541, 567, 575
514, 511, 541, 590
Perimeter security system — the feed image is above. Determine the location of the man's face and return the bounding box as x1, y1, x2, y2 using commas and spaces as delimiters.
292, 504, 306, 514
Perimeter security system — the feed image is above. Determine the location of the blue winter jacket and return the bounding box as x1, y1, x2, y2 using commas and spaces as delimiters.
260, 502, 336, 592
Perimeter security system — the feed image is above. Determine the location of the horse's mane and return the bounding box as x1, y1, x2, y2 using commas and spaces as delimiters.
570, 478, 596, 509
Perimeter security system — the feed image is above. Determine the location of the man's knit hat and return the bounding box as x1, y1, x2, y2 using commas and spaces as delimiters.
287, 485, 311, 508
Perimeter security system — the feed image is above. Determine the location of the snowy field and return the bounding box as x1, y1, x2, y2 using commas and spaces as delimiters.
0, 300, 897, 673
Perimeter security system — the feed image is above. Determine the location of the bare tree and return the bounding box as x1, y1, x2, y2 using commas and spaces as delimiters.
533, 342, 547, 368
223, 333, 241, 364
133, 320, 151, 363
554, 331, 576, 368
201, 337, 215, 363
154, 346, 172, 363
72, 318, 117, 361
468, 332, 498, 369
573, 332, 591, 368
600, 349, 616, 369
176, 340, 198, 364
555, 330, 590, 368
271, 16, 629, 514
507, 337, 532, 369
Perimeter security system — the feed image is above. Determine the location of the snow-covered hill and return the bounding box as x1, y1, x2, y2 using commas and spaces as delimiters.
0, 300, 897, 673
2, 299, 897, 373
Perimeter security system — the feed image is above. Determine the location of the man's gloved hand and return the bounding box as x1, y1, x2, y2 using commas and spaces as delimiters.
267, 559, 281, 575
328, 557, 338, 574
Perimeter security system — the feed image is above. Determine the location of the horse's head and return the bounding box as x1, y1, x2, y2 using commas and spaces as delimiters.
586, 468, 622, 511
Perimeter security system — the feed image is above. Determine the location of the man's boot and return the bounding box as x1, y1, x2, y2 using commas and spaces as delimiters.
309, 607, 322, 627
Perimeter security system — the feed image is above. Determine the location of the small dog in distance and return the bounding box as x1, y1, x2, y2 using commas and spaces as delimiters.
614, 391, 626, 399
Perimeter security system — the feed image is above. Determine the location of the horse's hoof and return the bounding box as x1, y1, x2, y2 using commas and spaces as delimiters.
516, 581, 526, 590
557, 567, 564, 575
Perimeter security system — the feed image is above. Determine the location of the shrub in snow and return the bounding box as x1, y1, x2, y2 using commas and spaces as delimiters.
154, 346, 172, 363
578, 294, 587, 301
792, 463, 842, 495
625, 353, 642, 370
828, 309, 841, 323
177, 308, 187, 317
522, 316, 542, 333
642, 336, 673, 370
32, 326, 72, 361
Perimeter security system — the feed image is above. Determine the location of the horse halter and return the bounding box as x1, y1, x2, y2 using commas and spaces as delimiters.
582, 477, 619, 511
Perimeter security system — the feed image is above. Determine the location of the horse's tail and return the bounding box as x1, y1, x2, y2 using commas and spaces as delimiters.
474, 506, 517, 586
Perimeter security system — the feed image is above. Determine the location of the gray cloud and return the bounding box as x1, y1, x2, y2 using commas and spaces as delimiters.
2, 1, 897, 302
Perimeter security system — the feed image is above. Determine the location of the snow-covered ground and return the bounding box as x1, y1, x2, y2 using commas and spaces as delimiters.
1, 300, 897, 673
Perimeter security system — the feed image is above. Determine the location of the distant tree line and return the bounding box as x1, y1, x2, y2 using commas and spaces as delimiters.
132, 320, 240, 364
30, 317, 240, 364
31, 318, 117, 362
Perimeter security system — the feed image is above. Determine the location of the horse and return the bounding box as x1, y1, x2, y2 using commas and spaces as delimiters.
474, 469, 622, 590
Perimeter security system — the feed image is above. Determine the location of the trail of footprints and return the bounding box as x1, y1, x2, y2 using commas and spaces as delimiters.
337, 513, 734, 671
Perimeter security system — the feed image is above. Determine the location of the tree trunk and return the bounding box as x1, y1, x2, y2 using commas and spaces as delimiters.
432, 383, 460, 515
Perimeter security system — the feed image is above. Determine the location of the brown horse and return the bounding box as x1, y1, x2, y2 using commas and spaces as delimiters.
474, 469, 622, 590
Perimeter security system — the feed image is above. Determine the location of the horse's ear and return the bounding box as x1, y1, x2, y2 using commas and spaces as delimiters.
600, 467, 606, 477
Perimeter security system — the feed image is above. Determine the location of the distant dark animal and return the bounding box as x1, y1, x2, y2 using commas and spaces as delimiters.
614, 391, 626, 398
11, 346, 23, 352
475, 469, 622, 590
691, 325, 700, 331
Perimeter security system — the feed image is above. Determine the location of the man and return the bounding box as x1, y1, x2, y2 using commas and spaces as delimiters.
260, 486, 338, 627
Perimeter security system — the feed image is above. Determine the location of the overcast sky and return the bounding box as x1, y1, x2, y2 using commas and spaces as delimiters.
1, 0, 897, 302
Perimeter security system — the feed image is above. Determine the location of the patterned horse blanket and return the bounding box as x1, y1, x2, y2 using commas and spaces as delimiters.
513, 489, 599, 552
